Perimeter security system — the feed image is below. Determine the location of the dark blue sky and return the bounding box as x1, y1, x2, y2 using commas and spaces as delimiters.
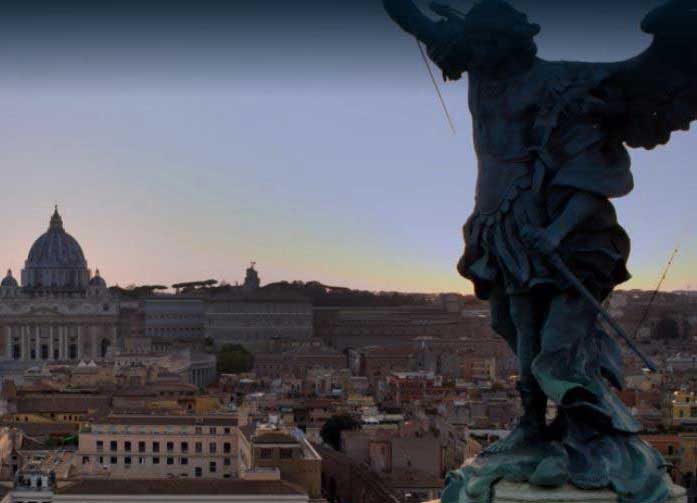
0, 0, 664, 86
1, 0, 694, 292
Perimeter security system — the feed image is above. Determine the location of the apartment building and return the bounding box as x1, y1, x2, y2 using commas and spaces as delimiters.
77, 414, 238, 479
238, 424, 322, 500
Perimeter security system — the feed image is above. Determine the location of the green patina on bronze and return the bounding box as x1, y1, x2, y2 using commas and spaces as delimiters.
382, 1, 697, 502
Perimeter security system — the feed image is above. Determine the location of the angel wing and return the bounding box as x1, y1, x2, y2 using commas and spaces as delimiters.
597, 0, 697, 150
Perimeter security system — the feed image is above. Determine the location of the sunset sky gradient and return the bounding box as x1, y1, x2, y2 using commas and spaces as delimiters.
0, 0, 695, 293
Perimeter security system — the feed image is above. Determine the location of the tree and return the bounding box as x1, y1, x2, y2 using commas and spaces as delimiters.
109, 284, 168, 298
172, 279, 219, 293
216, 344, 254, 374
320, 414, 361, 451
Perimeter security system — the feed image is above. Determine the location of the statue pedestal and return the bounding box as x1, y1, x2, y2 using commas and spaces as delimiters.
491, 478, 686, 503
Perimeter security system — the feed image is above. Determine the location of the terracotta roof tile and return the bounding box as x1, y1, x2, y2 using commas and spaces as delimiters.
56, 479, 304, 496
17, 395, 110, 413
92, 415, 237, 426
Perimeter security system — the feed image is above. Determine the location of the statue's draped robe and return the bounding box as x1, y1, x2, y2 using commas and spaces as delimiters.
459, 59, 632, 299
449, 59, 670, 503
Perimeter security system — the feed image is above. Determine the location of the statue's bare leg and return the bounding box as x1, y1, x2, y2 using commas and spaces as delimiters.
485, 293, 547, 454
488, 285, 517, 355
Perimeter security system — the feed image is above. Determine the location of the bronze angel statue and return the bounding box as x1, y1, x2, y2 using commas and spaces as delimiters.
382, 0, 697, 502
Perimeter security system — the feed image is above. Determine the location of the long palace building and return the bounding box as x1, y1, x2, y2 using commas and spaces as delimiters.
0, 207, 120, 373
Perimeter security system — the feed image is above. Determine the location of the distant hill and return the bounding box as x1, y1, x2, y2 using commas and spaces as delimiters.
109, 280, 476, 307
260, 281, 446, 307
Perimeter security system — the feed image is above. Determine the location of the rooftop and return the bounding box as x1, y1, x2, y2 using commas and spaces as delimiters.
90, 414, 238, 426
56, 479, 304, 496
0, 422, 77, 437
16, 395, 111, 413
383, 468, 443, 489
252, 431, 300, 445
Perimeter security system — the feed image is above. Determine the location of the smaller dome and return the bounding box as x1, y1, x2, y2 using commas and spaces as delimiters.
89, 269, 107, 288
1, 269, 18, 288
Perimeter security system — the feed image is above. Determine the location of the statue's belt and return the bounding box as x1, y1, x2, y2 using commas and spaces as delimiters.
474, 155, 533, 216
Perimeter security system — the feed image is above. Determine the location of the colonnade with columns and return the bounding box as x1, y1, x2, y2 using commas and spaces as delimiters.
2, 323, 118, 362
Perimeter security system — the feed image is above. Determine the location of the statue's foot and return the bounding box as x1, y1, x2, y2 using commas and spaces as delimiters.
483, 423, 540, 455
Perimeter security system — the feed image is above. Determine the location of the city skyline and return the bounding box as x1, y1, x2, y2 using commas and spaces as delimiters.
1, 0, 695, 293
1, 204, 694, 294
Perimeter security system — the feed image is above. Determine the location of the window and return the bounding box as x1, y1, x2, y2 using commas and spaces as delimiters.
181, 442, 189, 453
224, 458, 231, 466
167, 457, 174, 465
96, 441, 104, 452
209, 442, 216, 454
167, 442, 174, 452
280, 448, 293, 459
195, 427, 203, 434
110, 456, 118, 465
124, 456, 132, 465
153, 457, 160, 465
99, 456, 104, 465
195, 442, 202, 453
209, 461, 217, 473
139, 457, 145, 465
224, 427, 231, 434
195, 467, 202, 477
124, 441, 132, 452
223, 442, 231, 454
153, 442, 160, 453
260, 448, 273, 459
138, 441, 146, 453
110, 441, 118, 452
181, 457, 188, 465
82, 456, 90, 464
209, 427, 217, 434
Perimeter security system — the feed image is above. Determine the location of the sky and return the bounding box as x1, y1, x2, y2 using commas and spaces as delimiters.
0, 0, 695, 293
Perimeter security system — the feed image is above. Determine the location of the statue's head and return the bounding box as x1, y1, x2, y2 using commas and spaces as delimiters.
460, 0, 540, 39
428, 0, 539, 77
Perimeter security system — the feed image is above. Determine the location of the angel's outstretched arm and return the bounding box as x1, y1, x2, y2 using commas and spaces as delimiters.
383, 0, 469, 80
382, 0, 441, 46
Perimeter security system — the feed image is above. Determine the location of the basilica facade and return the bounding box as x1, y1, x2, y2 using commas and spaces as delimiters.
0, 208, 120, 370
